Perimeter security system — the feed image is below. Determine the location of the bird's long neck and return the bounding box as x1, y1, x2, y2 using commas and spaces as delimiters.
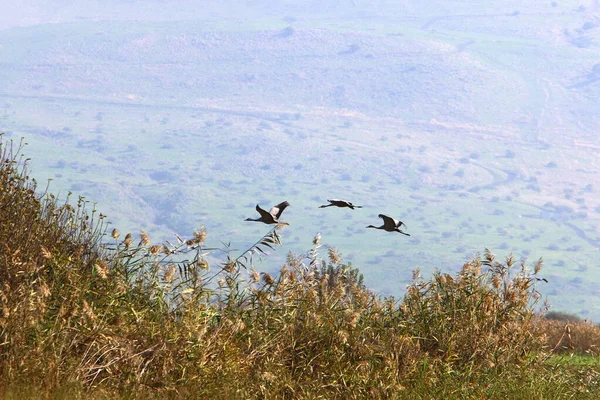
366, 225, 378, 229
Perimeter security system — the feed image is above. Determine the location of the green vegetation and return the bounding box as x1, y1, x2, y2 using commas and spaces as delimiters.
2, 136, 600, 399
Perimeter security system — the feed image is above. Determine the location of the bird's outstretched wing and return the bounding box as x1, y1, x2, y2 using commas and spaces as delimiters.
321, 199, 344, 208
378, 214, 395, 227
270, 201, 290, 219
256, 204, 273, 220
326, 199, 362, 208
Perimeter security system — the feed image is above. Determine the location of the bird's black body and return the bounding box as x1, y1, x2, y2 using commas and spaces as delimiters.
319, 199, 362, 210
367, 214, 410, 236
245, 201, 290, 224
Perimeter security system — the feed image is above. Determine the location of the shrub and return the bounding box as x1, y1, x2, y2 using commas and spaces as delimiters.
537, 318, 600, 355
545, 311, 582, 322
401, 249, 546, 375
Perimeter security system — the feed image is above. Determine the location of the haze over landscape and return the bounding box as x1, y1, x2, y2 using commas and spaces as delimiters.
1, 1, 599, 319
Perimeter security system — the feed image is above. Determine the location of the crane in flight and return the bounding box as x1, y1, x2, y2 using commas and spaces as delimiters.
319, 199, 362, 210
245, 201, 290, 224
367, 214, 410, 236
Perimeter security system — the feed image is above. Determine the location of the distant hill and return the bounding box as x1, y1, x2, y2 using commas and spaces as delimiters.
1, 1, 599, 320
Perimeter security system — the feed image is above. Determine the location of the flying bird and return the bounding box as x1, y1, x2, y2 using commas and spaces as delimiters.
245, 201, 290, 224
367, 214, 410, 236
319, 199, 363, 210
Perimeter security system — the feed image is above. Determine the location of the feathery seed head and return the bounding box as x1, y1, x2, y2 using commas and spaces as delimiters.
262, 272, 275, 285
484, 248, 495, 263
492, 274, 502, 289
223, 261, 236, 273
319, 274, 328, 286
437, 274, 447, 285
407, 286, 420, 298
149, 245, 161, 255
335, 285, 345, 299
460, 262, 472, 276
484, 294, 494, 310
250, 268, 260, 283
198, 260, 209, 270
40, 246, 52, 260
412, 268, 421, 281
233, 319, 246, 332
193, 228, 207, 244
164, 264, 176, 283
95, 260, 109, 279
534, 257, 543, 274
123, 233, 132, 247
328, 247, 341, 264
280, 266, 289, 278
336, 329, 349, 345
350, 312, 361, 328
286, 251, 300, 268
140, 230, 150, 246
82, 300, 96, 322
313, 233, 321, 246
39, 282, 51, 298
111, 228, 120, 239
506, 254, 515, 267
344, 309, 361, 328
262, 372, 277, 382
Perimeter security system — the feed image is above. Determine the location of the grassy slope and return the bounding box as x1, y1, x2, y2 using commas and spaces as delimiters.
0, 5, 599, 318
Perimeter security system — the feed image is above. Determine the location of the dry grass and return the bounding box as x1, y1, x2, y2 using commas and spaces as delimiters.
537, 318, 600, 355
2, 133, 600, 399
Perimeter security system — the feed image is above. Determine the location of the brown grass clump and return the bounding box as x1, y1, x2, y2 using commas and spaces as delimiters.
537, 318, 600, 355
0, 136, 110, 388
401, 249, 546, 377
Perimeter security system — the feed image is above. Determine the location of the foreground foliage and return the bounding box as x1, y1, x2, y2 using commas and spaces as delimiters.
2, 135, 600, 399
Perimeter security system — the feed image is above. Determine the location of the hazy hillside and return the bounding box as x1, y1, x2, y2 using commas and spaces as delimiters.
1, 0, 599, 319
